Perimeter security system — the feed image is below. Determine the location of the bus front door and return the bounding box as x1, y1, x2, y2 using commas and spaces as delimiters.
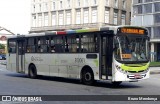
16, 40, 25, 73
100, 35, 113, 79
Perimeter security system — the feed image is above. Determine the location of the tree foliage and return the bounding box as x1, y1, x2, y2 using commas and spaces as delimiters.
0, 44, 5, 49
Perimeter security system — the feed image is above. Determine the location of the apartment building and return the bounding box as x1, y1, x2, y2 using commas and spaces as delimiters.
132, 0, 160, 61
30, 0, 131, 33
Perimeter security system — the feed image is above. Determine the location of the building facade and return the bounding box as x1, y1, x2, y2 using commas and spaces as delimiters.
132, 0, 160, 61
30, 0, 132, 33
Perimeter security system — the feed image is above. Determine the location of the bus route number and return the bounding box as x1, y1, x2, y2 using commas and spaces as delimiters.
75, 58, 85, 63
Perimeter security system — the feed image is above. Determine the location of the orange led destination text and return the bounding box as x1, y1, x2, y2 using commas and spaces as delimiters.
121, 28, 144, 35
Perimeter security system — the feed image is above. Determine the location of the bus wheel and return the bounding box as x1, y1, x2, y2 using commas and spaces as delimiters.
82, 69, 94, 85
28, 65, 37, 79
112, 81, 122, 86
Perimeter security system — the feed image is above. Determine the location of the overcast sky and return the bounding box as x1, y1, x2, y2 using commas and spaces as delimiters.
0, 0, 31, 34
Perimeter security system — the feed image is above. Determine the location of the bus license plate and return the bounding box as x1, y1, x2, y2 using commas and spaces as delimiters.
134, 74, 141, 79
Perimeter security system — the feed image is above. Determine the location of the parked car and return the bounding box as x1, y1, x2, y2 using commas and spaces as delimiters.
0, 54, 6, 60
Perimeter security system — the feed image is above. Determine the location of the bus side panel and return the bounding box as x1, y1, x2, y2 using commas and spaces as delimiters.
40, 54, 58, 76
58, 54, 79, 78
78, 54, 100, 80
7, 53, 17, 72
25, 54, 41, 75
25, 54, 59, 77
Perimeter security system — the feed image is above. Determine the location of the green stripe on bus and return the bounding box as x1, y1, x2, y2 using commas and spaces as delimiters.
121, 63, 149, 72
94, 59, 99, 67
76, 29, 89, 33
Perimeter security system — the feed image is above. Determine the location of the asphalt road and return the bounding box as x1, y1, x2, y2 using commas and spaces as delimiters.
0, 64, 160, 104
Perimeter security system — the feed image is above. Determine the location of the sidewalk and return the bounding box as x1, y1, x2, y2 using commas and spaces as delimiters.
150, 67, 160, 74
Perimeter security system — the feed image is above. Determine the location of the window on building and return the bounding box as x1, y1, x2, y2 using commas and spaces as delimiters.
92, 8, 97, 23
33, 5, 35, 12
67, 0, 71, 8
8, 40, 16, 53
77, 0, 81, 7
113, 10, 118, 25
143, 15, 153, 26
81, 34, 98, 53
66, 11, 71, 25
138, 0, 143, 3
144, 0, 153, 2
52, 12, 56, 26
60, 1, 63, 9
76, 10, 81, 24
93, 0, 97, 5
133, 5, 142, 14
32, 15, 36, 27
26, 38, 36, 53
115, 0, 118, 8
44, 13, 49, 26
84, 9, 89, 23
39, 4, 41, 12
105, 8, 110, 23
59, 12, 64, 25
122, 0, 126, 9
44, 3, 48, 11
52, 2, 56, 10
155, 2, 160, 12
133, 0, 143, 4
38, 14, 42, 27
154, 13, 160, 24
144, 4, 152, 13
106, 0, 109, 6
153, 27, 160, 38
121, 12, 126, 25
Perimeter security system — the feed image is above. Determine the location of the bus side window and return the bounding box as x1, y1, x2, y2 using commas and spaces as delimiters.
65, 44, 69, 52
81, 34, 96, 53
66, 35, 79, 53
51, 46, 55, 52
72, 44, 77, 52
8, 40, 16, 53
54, 44, 63, 53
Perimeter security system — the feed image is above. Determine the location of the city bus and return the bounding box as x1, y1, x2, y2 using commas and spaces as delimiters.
6, 26, 150, 85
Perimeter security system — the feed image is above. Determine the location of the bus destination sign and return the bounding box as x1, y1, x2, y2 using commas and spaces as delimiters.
119, 28, 146, 35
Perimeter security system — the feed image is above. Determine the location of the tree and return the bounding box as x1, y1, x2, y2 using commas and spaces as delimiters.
0, 44, 5, 49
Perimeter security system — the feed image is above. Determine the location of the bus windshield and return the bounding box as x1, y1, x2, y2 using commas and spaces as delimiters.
114, 35, 149, 63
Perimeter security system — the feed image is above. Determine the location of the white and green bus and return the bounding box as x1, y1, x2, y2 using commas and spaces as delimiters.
6, 26, 150, 85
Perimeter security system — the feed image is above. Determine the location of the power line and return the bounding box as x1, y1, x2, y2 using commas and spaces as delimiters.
0, 26, 16, 35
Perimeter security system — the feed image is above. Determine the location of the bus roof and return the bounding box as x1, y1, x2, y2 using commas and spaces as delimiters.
7, 26, 148, 39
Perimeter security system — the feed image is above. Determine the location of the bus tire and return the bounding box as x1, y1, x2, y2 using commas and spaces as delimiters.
82, 69, 94, 85
28, 64, 37, 79
112, 81, 122, 86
